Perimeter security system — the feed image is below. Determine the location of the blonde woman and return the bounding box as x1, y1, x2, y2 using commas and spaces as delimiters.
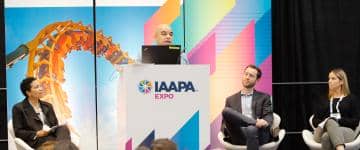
313, 68, 360, 150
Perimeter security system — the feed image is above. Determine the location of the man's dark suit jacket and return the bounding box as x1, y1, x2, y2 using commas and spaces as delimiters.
12, 98, 58, 147
221, 90, 273, 138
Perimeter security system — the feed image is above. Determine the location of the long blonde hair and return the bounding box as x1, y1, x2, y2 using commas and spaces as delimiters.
328, 68, 351, 98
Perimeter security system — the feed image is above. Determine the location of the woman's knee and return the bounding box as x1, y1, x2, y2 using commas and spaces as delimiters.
325, 119, 340, 130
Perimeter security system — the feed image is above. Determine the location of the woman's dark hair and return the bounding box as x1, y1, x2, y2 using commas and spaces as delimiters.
20, 77, 36, 97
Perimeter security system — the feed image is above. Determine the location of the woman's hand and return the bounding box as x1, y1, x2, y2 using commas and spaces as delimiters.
36, 130, 49, 138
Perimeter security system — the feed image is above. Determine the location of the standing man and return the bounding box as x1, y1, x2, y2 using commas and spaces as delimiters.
221, 64, 273, 150
153, 24, 189, 64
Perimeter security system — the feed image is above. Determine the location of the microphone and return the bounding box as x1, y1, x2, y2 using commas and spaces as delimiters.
180, 48, 189, 64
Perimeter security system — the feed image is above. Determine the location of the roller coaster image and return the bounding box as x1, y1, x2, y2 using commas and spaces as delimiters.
6, 21, 134, 137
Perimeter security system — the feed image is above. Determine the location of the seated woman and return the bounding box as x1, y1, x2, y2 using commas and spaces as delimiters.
12, 77, 78, 150
313, 68, 360, 150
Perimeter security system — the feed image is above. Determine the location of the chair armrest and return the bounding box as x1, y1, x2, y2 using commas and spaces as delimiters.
309, 115, 316, 130
217, 131, 247, 149
345, 132, 360, 149
278, 129, 286, 142
14, 137, 34, 150
302, 130, 321, 150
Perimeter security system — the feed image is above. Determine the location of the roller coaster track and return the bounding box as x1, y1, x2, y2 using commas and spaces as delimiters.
6, 20, 134, 124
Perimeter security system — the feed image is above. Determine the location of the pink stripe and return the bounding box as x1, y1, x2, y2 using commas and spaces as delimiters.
125, 138, 132, 150
255, 55, 272, 95
187, 33, 216, 74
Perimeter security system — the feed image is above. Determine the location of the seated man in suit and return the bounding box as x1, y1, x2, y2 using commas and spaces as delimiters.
12, 77, 77, 149
221, 64, 273, 150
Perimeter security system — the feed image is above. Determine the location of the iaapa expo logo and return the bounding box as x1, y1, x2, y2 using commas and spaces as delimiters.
138, 80, 197, 100
138, 80, 153, 94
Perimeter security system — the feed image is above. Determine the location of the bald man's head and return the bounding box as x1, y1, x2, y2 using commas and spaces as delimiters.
154, 24, 173, 45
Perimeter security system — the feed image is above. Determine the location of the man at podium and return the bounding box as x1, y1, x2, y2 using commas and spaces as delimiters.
154, 24, 174, 46
148, 24, 189, 64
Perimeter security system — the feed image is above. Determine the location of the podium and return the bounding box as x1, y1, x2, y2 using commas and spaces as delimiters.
117, 64, 210, 150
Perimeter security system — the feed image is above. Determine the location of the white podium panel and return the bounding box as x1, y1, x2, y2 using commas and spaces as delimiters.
118, 64, 210, 150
